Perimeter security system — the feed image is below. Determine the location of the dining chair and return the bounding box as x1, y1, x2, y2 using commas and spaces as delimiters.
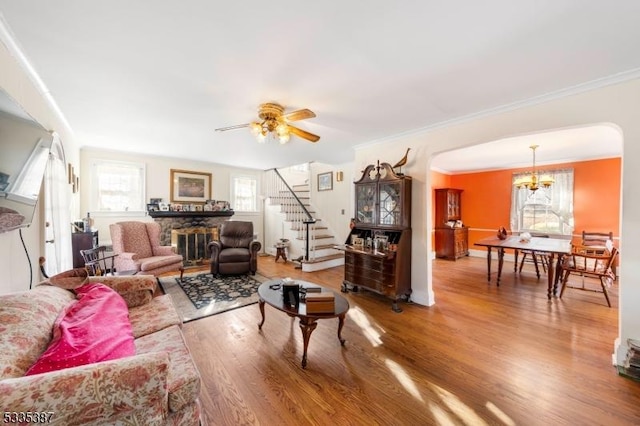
581, 230, 616, 276
80, 245, 114, 276
559, 242, 618, 307
581, 231, 613, 254
517, 233, 549, 279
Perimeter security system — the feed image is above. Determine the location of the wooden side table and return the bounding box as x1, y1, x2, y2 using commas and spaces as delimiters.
274, 242, 288, 262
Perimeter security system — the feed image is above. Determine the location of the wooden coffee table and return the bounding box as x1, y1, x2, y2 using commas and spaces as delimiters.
258, 279, 349, 368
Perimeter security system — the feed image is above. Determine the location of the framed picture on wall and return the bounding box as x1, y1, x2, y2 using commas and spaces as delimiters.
317, 171, 333, 191
170, 169, 212, 203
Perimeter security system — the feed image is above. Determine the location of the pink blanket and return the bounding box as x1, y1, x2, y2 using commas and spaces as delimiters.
26, 283, 135, 375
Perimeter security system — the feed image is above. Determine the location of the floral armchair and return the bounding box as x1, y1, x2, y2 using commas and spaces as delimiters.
109, 221, 184, 278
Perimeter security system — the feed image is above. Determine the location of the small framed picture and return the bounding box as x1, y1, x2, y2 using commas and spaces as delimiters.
317, 171, 333, 191
147, 203, 159, 212
159, 202, 169, 211
150, 198, 162, 204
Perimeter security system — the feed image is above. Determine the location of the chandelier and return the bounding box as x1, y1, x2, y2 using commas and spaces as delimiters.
513, 145, 554, 191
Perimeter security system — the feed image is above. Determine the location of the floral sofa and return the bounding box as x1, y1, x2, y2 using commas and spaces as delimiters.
0, 271, 202, 425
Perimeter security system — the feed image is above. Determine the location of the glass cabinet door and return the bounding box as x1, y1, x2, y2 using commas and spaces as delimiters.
447, 191, 461, 220
378, 182, 402, 226
356, 183, 376, 224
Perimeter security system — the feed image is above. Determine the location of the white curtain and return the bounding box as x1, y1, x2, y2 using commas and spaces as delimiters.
510, 168, 574, 235
44, 134, 72, 275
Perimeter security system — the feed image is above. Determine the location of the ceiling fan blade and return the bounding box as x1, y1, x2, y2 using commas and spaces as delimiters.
288, 125, 320, 142
215, 123, 250, 132
282, 109, 316, 122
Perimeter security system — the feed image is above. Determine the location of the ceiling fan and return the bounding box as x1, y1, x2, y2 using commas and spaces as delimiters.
215, 102, 320, 144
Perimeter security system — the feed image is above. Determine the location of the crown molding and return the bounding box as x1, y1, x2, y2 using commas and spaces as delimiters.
357, 68, 640, 150
0, 13, 73, 135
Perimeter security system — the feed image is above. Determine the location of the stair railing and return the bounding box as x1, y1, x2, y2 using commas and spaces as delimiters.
264, 168, 317, 261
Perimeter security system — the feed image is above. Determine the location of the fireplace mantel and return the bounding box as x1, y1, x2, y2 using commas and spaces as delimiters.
149, 211, 234, 219
149, 210, 234, 249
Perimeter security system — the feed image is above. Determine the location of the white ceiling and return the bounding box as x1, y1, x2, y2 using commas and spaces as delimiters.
0, 1, 637, 171
430, 124, 623, 173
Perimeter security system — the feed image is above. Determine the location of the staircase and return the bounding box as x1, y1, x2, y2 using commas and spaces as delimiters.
264, 169, 344, 272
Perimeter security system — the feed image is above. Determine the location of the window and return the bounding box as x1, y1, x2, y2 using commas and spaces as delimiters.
90, 160, 145, 213
290, 163, 309, 173
510, 168, 574, 236
4, 137, 52, 205
231, 175, 258, 212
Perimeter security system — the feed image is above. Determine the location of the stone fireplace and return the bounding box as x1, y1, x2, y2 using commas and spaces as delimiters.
149, 210, 234, 266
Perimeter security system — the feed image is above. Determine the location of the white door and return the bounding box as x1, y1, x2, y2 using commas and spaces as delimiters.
43, 134, 72, 275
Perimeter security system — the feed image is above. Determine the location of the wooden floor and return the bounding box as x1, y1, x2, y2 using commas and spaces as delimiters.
178, 256, 640, 425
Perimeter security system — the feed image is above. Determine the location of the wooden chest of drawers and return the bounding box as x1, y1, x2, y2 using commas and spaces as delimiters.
344, 250, 396, 295
342, 227, 411, 312
435, 227, 468, 260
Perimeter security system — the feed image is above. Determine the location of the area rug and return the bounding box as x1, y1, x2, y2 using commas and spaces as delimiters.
157, 271, 269, 323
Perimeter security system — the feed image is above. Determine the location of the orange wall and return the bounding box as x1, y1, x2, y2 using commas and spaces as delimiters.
431, 157, 621, 248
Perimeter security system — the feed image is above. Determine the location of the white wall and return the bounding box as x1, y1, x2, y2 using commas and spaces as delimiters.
354, 77, 640, 366
261, 163, 354, 259
0, 38, 79, 294
80, 148, 263, 246
310, 162, 355, 245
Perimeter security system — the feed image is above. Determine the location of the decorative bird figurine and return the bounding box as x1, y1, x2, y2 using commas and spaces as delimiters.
392, 148, 411, 173
497, 227, 508, 240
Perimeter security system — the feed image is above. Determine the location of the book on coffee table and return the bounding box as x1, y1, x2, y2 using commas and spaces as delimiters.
305, 292, 335, 314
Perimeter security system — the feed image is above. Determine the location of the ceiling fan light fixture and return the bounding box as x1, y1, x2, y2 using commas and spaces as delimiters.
215, 102, 320, 144
276, 123, 290, 144
249, 122, 262, 137
278, 133, 290, 144
276, 123, 288, 136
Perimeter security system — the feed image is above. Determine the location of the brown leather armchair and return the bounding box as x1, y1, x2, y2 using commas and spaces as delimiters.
208, 221, 261, 275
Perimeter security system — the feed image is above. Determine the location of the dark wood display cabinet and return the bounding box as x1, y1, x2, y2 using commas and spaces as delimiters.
341, 162, 412, 312
434, 188, 468, 260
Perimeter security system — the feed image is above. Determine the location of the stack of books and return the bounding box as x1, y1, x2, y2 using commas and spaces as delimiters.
618, 338, 640, 382
305, 292, 335, 314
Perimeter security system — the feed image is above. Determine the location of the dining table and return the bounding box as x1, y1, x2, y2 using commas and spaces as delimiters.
474, 235, 572, 299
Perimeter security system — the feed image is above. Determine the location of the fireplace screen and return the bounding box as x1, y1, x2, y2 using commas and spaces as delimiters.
171, 227, 219, 266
